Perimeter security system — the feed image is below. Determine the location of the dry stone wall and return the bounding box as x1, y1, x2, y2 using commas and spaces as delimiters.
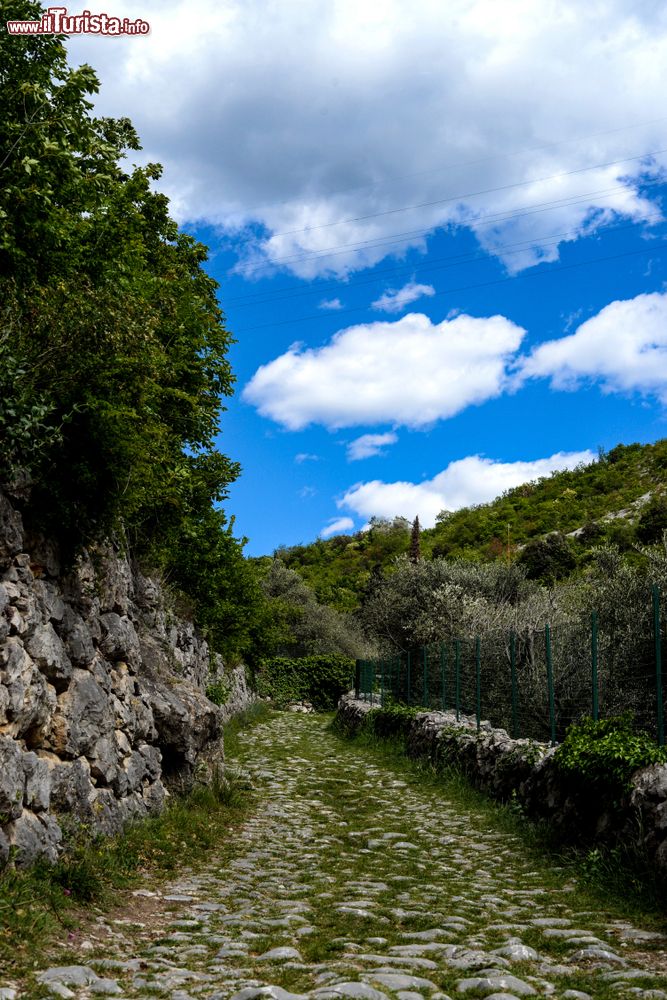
337, 693, 667, 872
0, 490, 254, 869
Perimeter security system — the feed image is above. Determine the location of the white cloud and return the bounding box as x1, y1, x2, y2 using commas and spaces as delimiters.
67, 1, 667, 279
319, 297, 344, 310
347, 432, 398, 461
372, 281, 435, 313
243, 311, 525, 430
339, 451, 597, 527
518, 291, 667, 401
321, 516, 355, 538
298, 486, 317, 499
295, 452, 320, 463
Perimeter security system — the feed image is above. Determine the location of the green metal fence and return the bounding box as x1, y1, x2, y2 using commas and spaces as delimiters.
355, 585, 666, 746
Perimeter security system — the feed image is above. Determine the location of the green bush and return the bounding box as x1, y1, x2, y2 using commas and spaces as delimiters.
363, 704, 418, 740
256, 655, 355, 711
554, 713, 667, 797
205, 677, 230, 706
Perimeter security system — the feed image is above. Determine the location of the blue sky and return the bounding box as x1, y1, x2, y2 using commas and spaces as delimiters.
66, 1, 667, 555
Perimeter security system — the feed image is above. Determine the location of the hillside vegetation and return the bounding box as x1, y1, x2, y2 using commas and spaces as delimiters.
276, 440, 667, 611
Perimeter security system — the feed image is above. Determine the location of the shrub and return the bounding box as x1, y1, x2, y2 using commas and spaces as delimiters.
205, 678, 230, 706
554, 713, 667, 798
256, 654, 355, 711
636, 496, 667, 545
363, 704, 418, 741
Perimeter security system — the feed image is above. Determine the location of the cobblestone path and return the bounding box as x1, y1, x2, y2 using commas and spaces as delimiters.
28, 714, 667, 1000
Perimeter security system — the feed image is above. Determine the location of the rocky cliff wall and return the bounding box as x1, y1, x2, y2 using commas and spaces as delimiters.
337, 694, 667, 872
0, 490, 254, 868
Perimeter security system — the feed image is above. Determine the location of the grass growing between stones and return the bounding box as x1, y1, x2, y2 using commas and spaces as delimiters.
331, 710, 667, 926
219, 712, 667, 1000
8, 709, 667, 1000
0, 703, 271, 982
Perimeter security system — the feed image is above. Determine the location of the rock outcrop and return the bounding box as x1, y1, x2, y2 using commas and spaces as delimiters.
0, 489, 254, 868
337, 693, 667, 873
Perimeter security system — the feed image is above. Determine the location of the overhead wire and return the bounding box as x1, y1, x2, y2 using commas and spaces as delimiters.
224, 204, 666, 310
222, 114, 667, 230
232, 240, 667, 333
263, 146, 667, 238
229, 181, 652, 275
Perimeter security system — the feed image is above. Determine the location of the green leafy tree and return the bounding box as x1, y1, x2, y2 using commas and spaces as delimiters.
0, 3, 266, 659
517, 533, 577, 583
636, 496, 667, 545
409, 515, 422, 563
1, 4, 237, 539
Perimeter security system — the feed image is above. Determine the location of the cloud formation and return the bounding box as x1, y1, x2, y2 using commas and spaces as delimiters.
339, 451, 596, 527
372, 281, 435, 313
243, 311, 525, 429
319, 298, 343, 311
347, 432, 398, 461
321, 516, 355, 538
68, 0, 667, 279
518, 291, 667, 401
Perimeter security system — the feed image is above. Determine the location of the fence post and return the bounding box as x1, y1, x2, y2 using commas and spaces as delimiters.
545, 624, 556, 745
653, 585, 665, 747
475, 636, 481, 732
407, 651, 411, 707
380, 659, 385, 707
455, 639, 461, 722
423, 647, 428, 707
591, 611, 599, 722
510, 631, 518, 738
441, 642, 447, 711
355, 660, 361, 700
369, 660, 374, 706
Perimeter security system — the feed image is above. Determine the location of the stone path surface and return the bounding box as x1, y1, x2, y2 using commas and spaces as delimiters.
27, 714, 667, 1000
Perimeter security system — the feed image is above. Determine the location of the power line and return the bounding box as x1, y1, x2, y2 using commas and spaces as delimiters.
232, 182, 639, 272
233, 241, 667, 333
215, 114, 667, 228
264, 146, 667, 238
224, 207, 665, 310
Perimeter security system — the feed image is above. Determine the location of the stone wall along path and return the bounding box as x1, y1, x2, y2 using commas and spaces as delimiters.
15, 713, 667, 1000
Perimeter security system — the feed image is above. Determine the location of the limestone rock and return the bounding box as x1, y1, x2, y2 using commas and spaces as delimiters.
27, 623, 72, 689
99, 614, 141, 669
142, 675, 221, 786
48, 756, 94, 816
6, 809, 61, 865
22, 751, 51, 812
0, 737, 24, 819
0, 485, 255, 869
0, 637, 56, 739
33, 580, 65, 625
49, 669, 115, 758
0, 493, 23, 569
59, 607, 95, 666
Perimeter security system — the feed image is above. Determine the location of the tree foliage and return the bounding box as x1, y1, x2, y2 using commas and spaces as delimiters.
1, 10, 238, 543
0, 5, 265, 659
517, 532, 577, 583
255, 655, 356, 711
256, 560, 372, 660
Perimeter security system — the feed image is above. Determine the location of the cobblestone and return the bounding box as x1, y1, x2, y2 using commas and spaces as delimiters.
18, 714, 667, 1000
